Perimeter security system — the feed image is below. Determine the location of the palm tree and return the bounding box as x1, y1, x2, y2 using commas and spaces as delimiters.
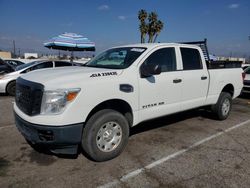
153, 20, 164, 43
138, 10, 164, 43
138, 9, 147, 21
148, 12, 158, 43
139, 23, 148, 43
138, 9, 148, 43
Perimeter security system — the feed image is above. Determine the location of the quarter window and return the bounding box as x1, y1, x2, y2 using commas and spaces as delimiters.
180, 48, 202, 70
143, 48, 177, 72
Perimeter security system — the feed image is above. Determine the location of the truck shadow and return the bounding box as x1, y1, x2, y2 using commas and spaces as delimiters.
239, 93, 250, 100
130, 108, 215, 136
0, 93, 9, 96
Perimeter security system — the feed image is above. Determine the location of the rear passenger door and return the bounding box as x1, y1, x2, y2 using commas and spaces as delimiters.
179, 47, 209, 110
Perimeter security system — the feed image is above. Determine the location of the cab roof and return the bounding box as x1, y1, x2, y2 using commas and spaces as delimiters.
116, 43, 201, 50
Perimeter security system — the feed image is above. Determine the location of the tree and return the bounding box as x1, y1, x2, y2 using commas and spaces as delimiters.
138, 10, 164, 43
138, 9, 148, 43
153, 20, 164, 43
148, 12, 158, 43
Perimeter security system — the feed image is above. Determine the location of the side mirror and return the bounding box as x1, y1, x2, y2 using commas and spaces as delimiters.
140, 64, 162, 78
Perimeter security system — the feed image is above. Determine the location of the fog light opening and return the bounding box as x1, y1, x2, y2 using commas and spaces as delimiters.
38, 130, 54, 141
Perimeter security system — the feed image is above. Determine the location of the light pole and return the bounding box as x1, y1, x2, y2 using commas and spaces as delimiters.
13, 40, 16, 58
18, 48, 20, 58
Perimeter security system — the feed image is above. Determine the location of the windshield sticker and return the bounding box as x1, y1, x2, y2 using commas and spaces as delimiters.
130, 48, 145, 53
90, 71, 118, 78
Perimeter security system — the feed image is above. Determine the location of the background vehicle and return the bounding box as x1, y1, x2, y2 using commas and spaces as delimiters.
0, 60, 79, 96
242, 66, 250, 94
4, 59, 24, 67
242, 64, 250, 70
14, 41, 243, 161
0, 58, 15, 74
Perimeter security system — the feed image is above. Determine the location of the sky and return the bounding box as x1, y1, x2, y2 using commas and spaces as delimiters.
0, 0, 250, 57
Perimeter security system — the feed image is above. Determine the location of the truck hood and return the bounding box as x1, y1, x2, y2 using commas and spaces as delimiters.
20, 66, 123, 89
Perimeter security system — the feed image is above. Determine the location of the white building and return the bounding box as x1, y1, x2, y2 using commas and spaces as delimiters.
24, 53, 38, 59
217, 56, 246, 64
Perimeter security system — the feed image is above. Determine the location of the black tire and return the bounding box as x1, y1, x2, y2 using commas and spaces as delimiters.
82, 109, 129, 162
211, 92, 232, 120
6, 81, 16, 96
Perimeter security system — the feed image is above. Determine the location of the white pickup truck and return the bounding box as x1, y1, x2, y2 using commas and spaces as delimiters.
14, 41, 243, 161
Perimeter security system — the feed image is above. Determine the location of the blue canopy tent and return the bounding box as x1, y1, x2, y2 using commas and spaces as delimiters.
44, 33, 95, 60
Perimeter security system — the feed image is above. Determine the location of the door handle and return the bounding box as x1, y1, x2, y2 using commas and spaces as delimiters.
173, 79, 182, 83
201, 76, 207, 80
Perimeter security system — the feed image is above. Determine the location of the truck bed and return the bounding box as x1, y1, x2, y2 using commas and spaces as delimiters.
207, 61, 242, 69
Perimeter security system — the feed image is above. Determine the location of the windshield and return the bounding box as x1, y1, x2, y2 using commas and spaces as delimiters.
85, 47, 146, 69
5, 60, 24, 67
15, 61, 39, 71
245, 66, 250, 74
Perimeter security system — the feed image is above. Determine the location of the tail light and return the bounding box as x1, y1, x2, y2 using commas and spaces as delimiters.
242, 72, 246, 81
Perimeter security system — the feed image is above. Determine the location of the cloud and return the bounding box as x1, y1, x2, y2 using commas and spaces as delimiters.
98, 5, 110, 11
228, 3, 239, 9
0, 36, 12, 40
60, 22, 73, 27
118, 16, 126, 20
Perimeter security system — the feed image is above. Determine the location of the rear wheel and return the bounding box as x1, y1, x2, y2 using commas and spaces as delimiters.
212, 92, 232, 120
6, 81, 16, 96
82, 109, 129, 161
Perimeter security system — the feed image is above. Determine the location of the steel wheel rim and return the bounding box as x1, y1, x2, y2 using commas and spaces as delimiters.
222, 98, 230, 116
96, 121, 122, 152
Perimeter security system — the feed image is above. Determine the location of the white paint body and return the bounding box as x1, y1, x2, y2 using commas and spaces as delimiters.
14, 43, 243, 126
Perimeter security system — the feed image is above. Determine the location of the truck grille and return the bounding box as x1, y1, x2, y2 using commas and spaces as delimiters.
16, 77, 44, 116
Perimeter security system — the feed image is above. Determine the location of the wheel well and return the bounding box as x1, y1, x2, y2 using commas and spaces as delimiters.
6, 80, 16, 92
85, 99, 133, 127
221, 84, 234, 97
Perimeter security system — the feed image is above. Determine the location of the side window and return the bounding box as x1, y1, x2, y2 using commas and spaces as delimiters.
32, 61, 53, 71
55, 61, 72, 67
143, 48, 176, 72
180, 48, 202, 70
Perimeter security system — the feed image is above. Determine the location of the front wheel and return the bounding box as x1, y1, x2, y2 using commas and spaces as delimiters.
211, 92, 232, 120
82, 109, 129, 161
6, 81, 16, 96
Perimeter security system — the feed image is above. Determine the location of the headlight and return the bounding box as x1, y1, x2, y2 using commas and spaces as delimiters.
40, 88, 80, 115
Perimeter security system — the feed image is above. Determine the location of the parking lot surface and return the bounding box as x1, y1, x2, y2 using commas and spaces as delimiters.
0, 95, 250, 188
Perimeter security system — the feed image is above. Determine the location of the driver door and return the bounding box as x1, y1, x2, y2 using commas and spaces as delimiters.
138, 47, 182, 122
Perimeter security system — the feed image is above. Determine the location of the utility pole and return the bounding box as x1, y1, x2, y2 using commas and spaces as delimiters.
18, 48, 20, 58
13, 40, 16, 58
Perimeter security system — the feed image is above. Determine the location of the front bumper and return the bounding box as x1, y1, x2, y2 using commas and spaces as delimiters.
15, 112, 84, 154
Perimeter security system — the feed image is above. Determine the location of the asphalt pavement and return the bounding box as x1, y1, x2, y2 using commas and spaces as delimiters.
0, 94, 250, 188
